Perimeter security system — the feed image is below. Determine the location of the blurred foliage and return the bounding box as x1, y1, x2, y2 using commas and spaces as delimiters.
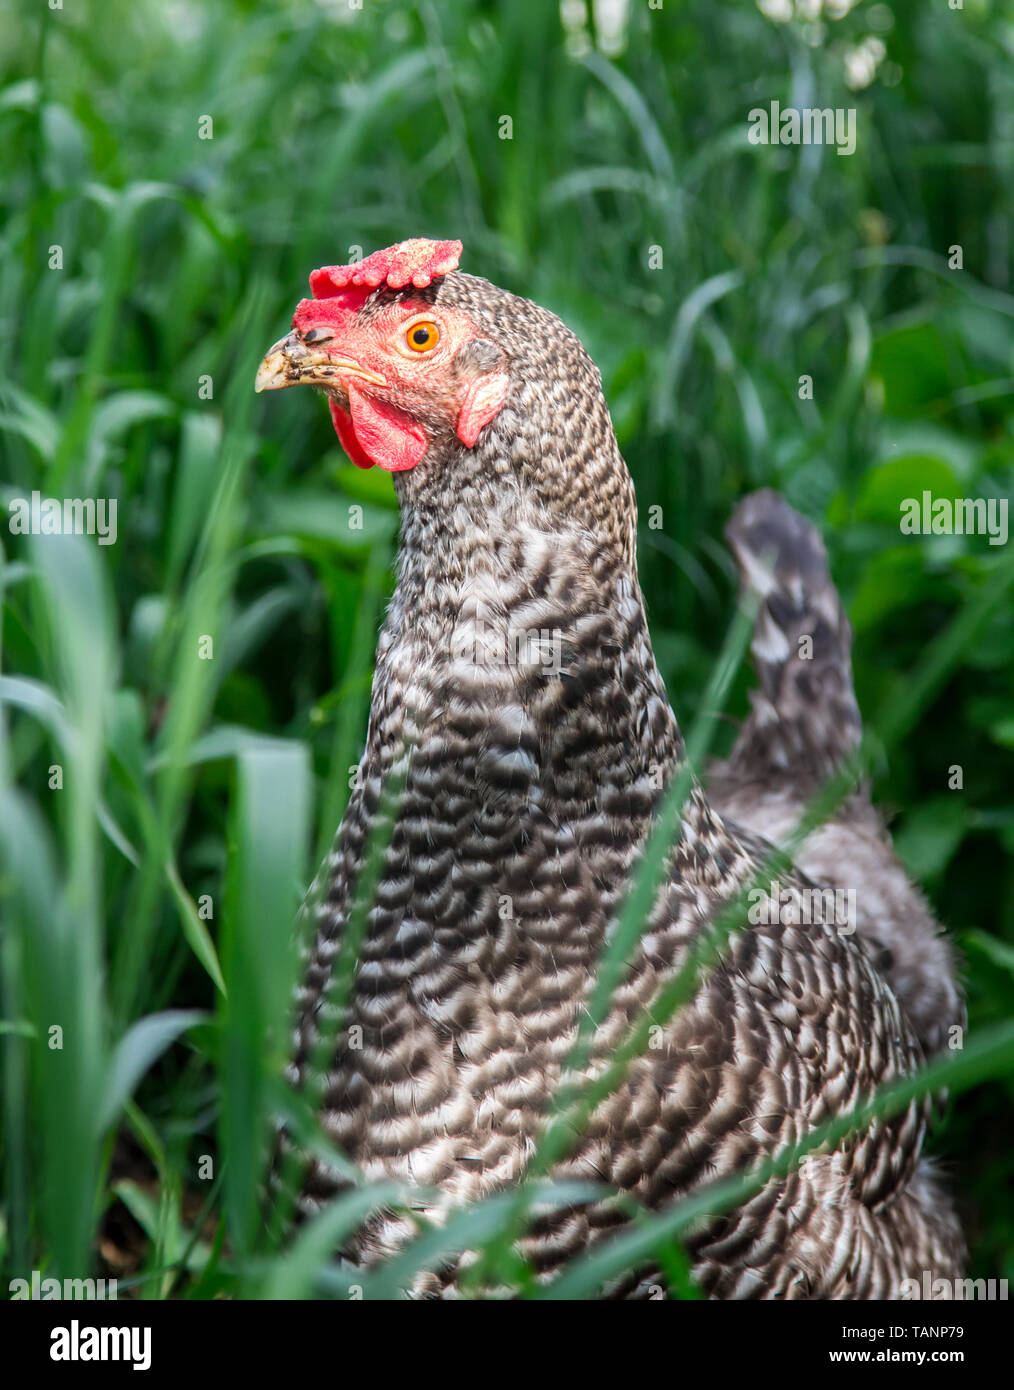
0, 0, 1012, 1294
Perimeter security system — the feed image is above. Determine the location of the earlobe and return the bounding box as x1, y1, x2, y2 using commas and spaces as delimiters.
456, 369, 509, 448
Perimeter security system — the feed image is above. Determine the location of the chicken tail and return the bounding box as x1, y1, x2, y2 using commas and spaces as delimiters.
723, 488, 862, 785
711, 491, 964, 1063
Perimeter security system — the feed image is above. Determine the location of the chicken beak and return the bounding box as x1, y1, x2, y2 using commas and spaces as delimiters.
255, 332, 303, 393
255, 331, 386, 393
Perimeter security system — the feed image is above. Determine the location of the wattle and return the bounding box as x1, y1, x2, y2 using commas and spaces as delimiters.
328, 390, 428, 472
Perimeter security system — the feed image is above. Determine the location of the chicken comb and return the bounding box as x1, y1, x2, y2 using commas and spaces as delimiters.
309, 238, 463, 298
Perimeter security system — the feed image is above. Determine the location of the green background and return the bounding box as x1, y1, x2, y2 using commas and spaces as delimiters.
1, 0, 1012, 1296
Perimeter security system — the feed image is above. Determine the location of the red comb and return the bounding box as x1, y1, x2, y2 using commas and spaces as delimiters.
309, 238, 463, 298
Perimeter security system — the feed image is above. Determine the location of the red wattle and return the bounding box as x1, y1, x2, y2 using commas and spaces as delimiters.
346, 384, 427, 472
329, 387, 428, 472
329, 398, 376, 470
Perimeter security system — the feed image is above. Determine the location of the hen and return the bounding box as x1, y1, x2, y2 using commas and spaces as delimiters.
256, 238, 963, 1298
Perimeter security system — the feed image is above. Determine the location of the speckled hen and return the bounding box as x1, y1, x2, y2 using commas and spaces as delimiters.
255, 239, 963, 1297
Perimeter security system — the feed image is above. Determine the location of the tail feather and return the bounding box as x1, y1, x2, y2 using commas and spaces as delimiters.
724, 489, 861, 785
712, 490, 964, 1060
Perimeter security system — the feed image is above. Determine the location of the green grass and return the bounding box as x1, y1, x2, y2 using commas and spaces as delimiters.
1, 0, 1013, 1297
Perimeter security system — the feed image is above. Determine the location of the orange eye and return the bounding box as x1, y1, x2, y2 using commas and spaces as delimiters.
405, 321, 440, 353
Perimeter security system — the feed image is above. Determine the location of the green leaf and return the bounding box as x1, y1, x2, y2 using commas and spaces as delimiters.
251, 490, 397, 552
964, 930, 1014, 982
0, 389, 61, 463
221, 737, 312, 1255
893, 797, 969, 884
853, 454, 963, 529
165, 860, 227, 996
165, 412, 225, 593
100, 1010, 208, 1134
85, 390, 176, 489
260, 1183, 405, 1300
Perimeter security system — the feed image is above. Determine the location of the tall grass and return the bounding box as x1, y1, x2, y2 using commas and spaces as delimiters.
1, 0, 1012, 1295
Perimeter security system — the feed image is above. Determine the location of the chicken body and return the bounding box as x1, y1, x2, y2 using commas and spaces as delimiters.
259, 244, 963, 1297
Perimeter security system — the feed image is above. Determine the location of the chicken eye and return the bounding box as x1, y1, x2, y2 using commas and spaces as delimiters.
405, 321, 440, 353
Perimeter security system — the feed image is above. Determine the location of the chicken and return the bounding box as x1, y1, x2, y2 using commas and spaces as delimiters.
255, 238, 963, 1297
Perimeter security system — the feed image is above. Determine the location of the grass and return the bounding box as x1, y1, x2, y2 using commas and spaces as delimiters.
1, 0, 1013, 1296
